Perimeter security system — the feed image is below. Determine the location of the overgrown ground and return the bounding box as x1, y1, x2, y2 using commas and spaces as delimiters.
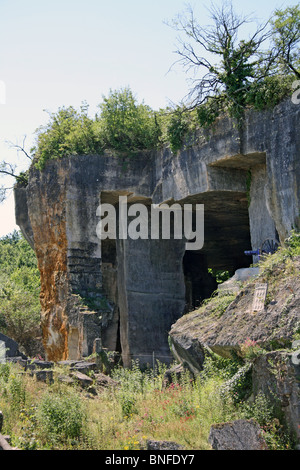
0, 353, 295, 451
0, 232, 299, 451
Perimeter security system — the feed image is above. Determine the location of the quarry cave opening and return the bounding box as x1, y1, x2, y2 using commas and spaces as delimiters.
181, 190, 252, 311
99, 189, 253, 357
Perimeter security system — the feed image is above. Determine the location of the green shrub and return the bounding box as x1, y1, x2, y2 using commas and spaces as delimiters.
37, 387, 87, 443
245, 75, 294, 111
97, 87, 160, 154
220, 363, 253, 403
32, 104, 103, 170
239, 392, 293, 449
8, 374, 26, 411
0, 231, 41, 356
196, 97, 222, 128
284, 229, 300, 256
208, 268, 231, 284
201, 291, 237, 318
0, 289, 41, 351
0, 365, 26, 412
239, 338, 266, 361
199, 350, 242, 383
166, 108, 190, 153
119, 394, 138, 418
112, 359, 159, 395
28, 75, 297, 170
32, 88, 160, 169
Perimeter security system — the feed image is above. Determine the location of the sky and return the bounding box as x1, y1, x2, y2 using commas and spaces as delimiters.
0, 0, 298, 237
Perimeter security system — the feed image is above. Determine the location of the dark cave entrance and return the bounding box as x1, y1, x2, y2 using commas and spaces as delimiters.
183, 251, 218, 311
181, 190, 252, 311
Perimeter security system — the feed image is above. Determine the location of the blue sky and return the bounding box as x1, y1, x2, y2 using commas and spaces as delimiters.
0, 0, 298, 236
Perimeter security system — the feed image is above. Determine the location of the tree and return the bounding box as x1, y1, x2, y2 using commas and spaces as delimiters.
168, 2, 277, 118
0, 231, 42, 356
97, 87, 160, 153
0, 137, 32, 202
31, 89, 160, 169
32, 104, 103, 170
270, 5, 300, 79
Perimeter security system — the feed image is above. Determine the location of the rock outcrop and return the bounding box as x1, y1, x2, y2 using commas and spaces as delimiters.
169, 257, 300, 365
252, 348, 300, 444
14, 98, 300, 365
208, 419, 268, 450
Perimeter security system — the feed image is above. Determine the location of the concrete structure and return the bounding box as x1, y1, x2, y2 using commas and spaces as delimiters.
14, 98, 300, 365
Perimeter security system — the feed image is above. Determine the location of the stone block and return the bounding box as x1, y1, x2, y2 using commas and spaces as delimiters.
146, 440, 184, 450
208, 419, 268, 450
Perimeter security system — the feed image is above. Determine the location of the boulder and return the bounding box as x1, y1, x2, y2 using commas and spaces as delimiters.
0, 412, 19, 450
146, 440, 184, 450
0, 434, 16, 451
208, 419, 268, 450
162, 363, 192, 388
218, 267, 260, 294
169, 258, 300, 362
58, 374, 75, 385
70, 361, 97, 375
168, 334, 205, 375
31, 369, 54, 384
252, 350, 300, 445
27, 359, 54, 370
70, 371, 94, 388
94, 372, 119, 391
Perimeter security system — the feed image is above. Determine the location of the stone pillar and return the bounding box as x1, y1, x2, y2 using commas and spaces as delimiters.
248, 164, 278, 262
117, 237, 186, 367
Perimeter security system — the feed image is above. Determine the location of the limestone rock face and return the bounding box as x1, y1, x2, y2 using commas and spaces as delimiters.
252, 350, 300, 444
169, 258, 300, 364
14, 98, 300, 365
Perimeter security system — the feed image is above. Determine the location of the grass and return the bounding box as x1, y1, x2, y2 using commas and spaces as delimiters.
0, 355, 294, 450
1, 232, 298, 451
254, 230, 300, 280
